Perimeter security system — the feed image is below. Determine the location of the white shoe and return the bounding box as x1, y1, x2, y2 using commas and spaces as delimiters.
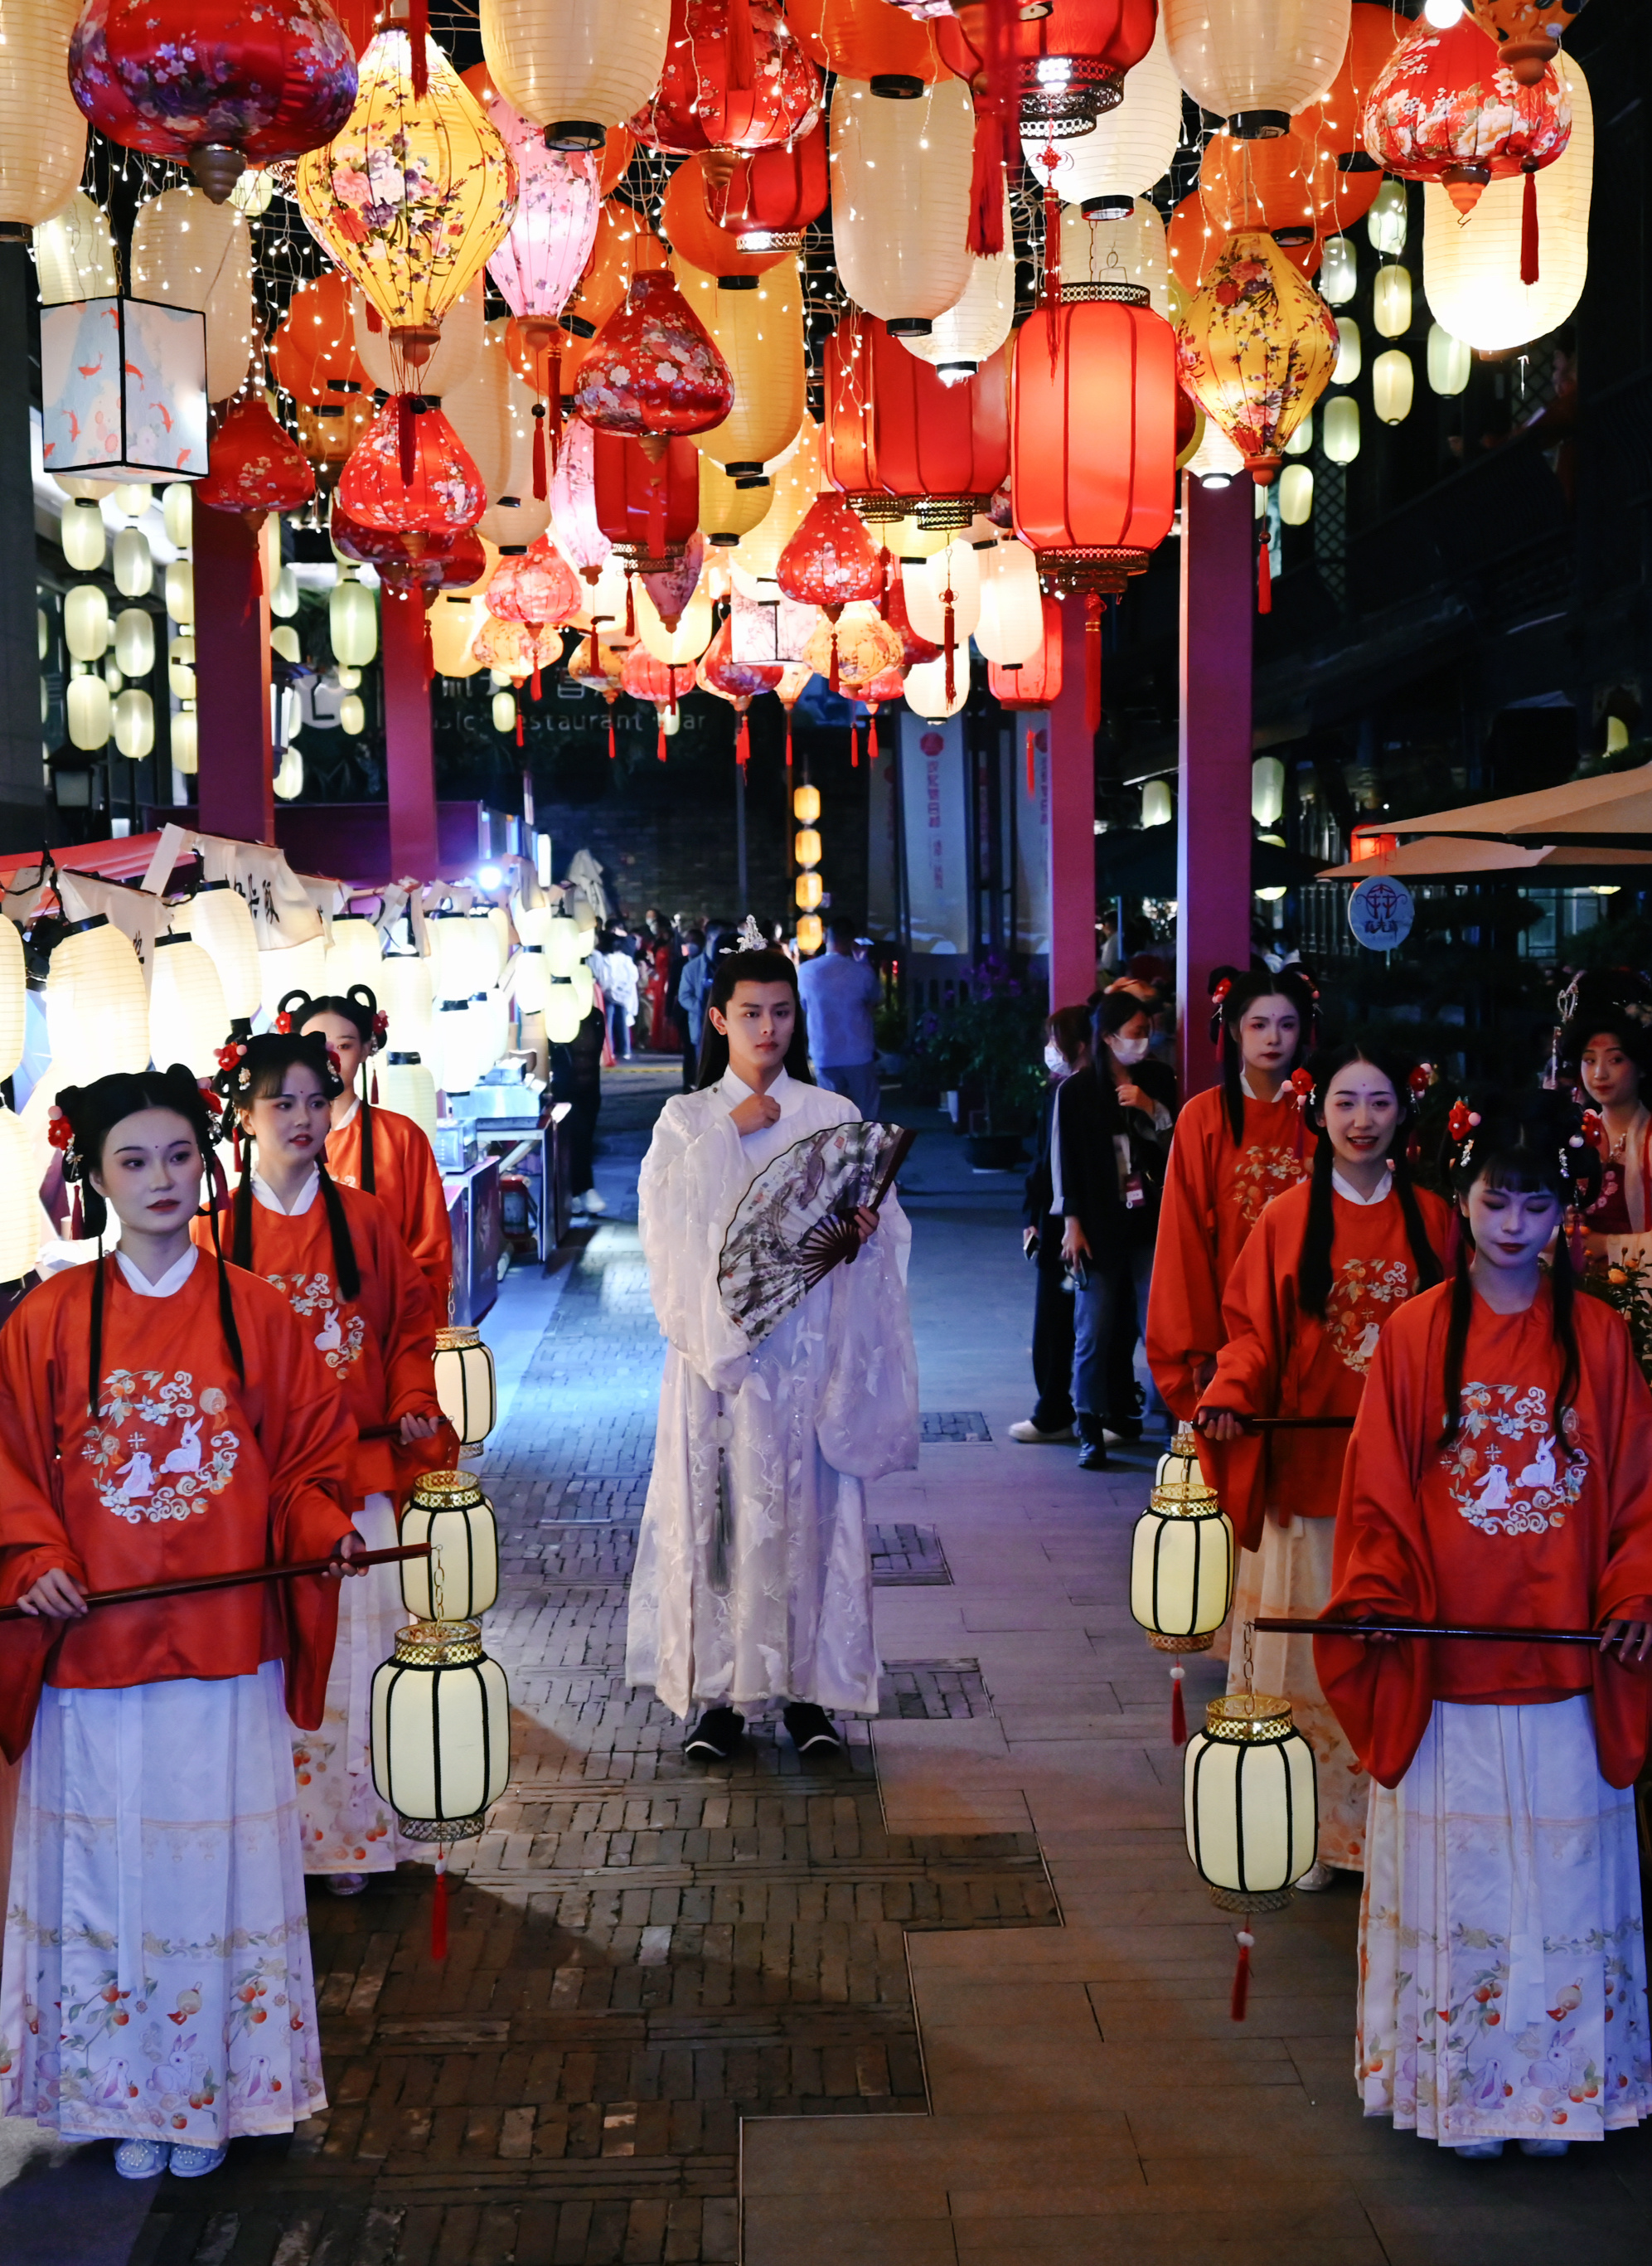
114, 2139, 169, 2180
167, 2142, 229, 2178
569, 1192, 587, 1215
1295, 1861, 1337, 1891
582, 1188, 608, 1215
1008, 1419, 1078, 1444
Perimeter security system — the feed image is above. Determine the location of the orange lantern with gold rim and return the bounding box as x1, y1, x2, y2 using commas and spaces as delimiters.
661, 147, 797, 274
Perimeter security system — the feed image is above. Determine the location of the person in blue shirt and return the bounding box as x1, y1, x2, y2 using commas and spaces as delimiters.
797, 919, 884, 1118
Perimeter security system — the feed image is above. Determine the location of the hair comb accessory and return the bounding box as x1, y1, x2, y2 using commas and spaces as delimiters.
46, 1104, 73, 1154
1408, 1063, 1436, 1098
1447, 1100, 1480, 1145
373, 1010, 389, 1038
1210, 976, 1233, 1008
1288, 1065, 1315, 1111
736, 914, 767, 953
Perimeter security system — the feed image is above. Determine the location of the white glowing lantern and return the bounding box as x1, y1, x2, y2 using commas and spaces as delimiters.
1331, 316, 1360, 386
1372, 349, 1413, 425
400, 1468, 499, 1617
479, 0, 670, 145
1427, 323, 1470, 397
974, 541, 1044, 664
1059, 197, 1171, 318
322, 913, 383, 1002
370, 1617, 511, 1840
829, 77, 976, 329
47, 915, 150, 1080
65, 672, 110, 750
379, 952, 435, 1060
903, 541, 981, 648
899, 179, 1016, 381
339, 691, 367, 735
129, 187, 255, 403
1185, 416, 1245, 488
1162, 0, 1351, 136
1130, 1431, 1236, 1650
432, 1332, 499, 1451
165, 559, 195, 627
270, 625, 300, 666
492, 690, 517, 736
635, 578, 715, 667
904, 654, 969, 721
32, 191, 118, 305
171, 706, 198, 774
60, 501, 106, 573
330, 576, 378, 668
432, 909, 495, 1002
514, 944, 547, 1013
433, 996, 481, 1092
270, 565, 300, 619
113, 687, 154, 759
1141, 778, 1173, 827
1184, 1693, 1319, 1906
382, 1050, 440, 1143
0, 1105, 38, 1283
184, 880, 261, 1021
1023, 17, 1182, 206
1319, 234, 1358, 307
112, 526, 153, 599
1284, 413, 1313, 457
258, 932, 327, 1024
0, 916, 26, 1082
1367, 178, 1408, 255
274, 743, 304, 801
1278, 463, 1314, 523
113, 607, 154, 680
162, 481, 194, 549
148, 932, 229, 1077
1372, 264, 1412, 339
1322, 394, 1360, 463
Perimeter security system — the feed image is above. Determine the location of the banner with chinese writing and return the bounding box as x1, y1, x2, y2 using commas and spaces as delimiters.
1013, 714, 1051, 958
899, 714, 970, 957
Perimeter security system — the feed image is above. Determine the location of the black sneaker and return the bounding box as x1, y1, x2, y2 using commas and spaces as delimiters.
782, 1702, 843, 1754
684, 1706, 744, 1761
1076, 1435, 1109, 1471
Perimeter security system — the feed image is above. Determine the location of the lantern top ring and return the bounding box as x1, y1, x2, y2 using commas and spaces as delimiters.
1151, 1478, 1223, 1518
399, 1809, 488, 1843
435, 1325, 482, 1351
1061, 280, 1150, 308
1201, 1691, 1296, 1745
410, 1468, 487, 1507
392, 1618, 485, 1667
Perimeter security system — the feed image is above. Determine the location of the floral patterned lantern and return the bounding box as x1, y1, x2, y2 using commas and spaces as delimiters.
622, 642, 696, 759
591, 429, 700, 567
486, 536, 581, 695
1470, 0, 1586, 85
802, 604, 902, 690
548, 415, 614, 585
296, 27, 516, 376
642, 530, 708, 631
196, 395, 315, 529
574, 270, 734, 453
698, 614, 782, 768
69, 0, 357, 203
475, 66, 603, 384
632, 0, 821, 158
1175, 231, 1338, 487
778, 493, 882, 691
1364, 12, 1570, 216
338, 395, 487, 557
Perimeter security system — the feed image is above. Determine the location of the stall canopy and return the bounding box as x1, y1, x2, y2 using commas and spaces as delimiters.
1351, 762, 1652, 850
1320, 837, 1652, 881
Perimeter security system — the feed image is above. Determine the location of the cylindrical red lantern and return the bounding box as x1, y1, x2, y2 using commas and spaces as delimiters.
1006, 0, 1159, 138
824, 313, 1010, 532
69, 0, 358, 203
1011, 283, 1177, 596
337, 395, 487, 554
718, 120, 831, 253
989, 595, 1063, 707
196, 396, 316, 526
632, 0, 821, 156
574, 270, 734, 444
1364, 13, 1570, 214
591, 429, 700, 566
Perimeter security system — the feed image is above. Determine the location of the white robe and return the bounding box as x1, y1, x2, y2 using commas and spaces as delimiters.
625, 1069, 918, 1720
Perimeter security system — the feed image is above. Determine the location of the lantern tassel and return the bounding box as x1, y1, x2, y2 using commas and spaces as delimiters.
1231, 1929, 1254, 2022
1521, 167, 1540, 285
531, 657, 542, 701
877, 543, 891, 620
736, 711, 749, 768
608, 711, 617, 761
587, 619, 599, 673
531, 404, 547, 502
657, 716, 667, 762
942, 585, 955, 706
409, 0, 429, 99
1257, 533, 1272, 616
516, 706, 524, 749
1084, 593, 1102, 737
1170, 1662, 1187, 1745
1042, 175, 1062, 311
431, 1848, 448, 1961
727, 0, 757, 93
968, 102, 1008, 258
625, 572, 636, 640
549, 350, 564, 468
1025, 726, 1035, 798
850, 718, 860, 770
397, 391, 415, 488
870, 710, 879, 764
828, 627, 840, 697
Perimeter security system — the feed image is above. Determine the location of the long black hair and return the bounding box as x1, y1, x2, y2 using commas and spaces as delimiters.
1296, 1042, 1443, 1321
1438, 1087, 1599, 1453
58, 1065, 244, 1419
1557, 1004, 1652, 1099
280, 983, 385, 1196
695, 949, 816, 1089
216, 1031, 361, 1302
1211, 965, 1316, 1145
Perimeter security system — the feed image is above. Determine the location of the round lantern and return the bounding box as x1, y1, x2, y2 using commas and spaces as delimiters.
370, 1616, 511, 1841
128, 187, 255, 401
903, 540, 981, 648
1, 0, 87, 228
185, 879, 261, 1021
431, 1331, 498, 1450
1427, 321, 1471, 395
113, 607, 154, 678
337, 399, 486, 551
113, 687, 154, 759
1278, 462, 1314, 523
1175, 232, 1339, 483
382, 1048, 439, 1143
672, 259, 805, 478
148, 932, 228, 1079
196, 395, 316, 525
795, 0, 942, 88
898, 181, 1016, 385
0, 916, 23, 1084
59, 501, 107, 575
1322, 393, 1360, 463
1024, 17, 1183, 212
974, 541, 1045, 666
429, 594, 487, 677
296, 28, 515, 372
574, 269, 734, 444
47, 915, 150, 1080
400, 1468, 499, 1617
1163, 0, 1353, 138
1184, 1692, 1319, 1908
829, 76, 976, 331
1372, 347, 1413, 424
1319, 234, 1359, 305
32, 189, 118, 303
1129, 1428, 1236, 1653
1364, 11, 1569, 214
330, 575, 378, 667
800, 604, 901, 689
632, 0, 821, 156
479, 0, 670, 149
777, 493, 884, 620
64, 585, 109, 663
1418, 46, 1591, 354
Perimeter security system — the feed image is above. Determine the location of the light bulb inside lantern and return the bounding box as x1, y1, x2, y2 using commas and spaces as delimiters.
1422, 0, 1465, 23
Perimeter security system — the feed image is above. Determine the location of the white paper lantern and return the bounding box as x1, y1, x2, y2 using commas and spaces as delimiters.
108, 526, 153, 604
171, 706, 198, 774
431, 910, 494, 1001
904, 653, 969, 721
1427, 323, 1470, 397
1278, 463, 1314, 524
114, 608, 155, 679
514, 944, 547, 1013
1141, 778, 1173, 827
183, 880, 261, 1021
542, 975, 584, 1044
32, 190, 118, 304
1185, 415, 1245, 487
1332, 315, 1360, 385
400, 1468, 500, 1617
114, 483, 153, 519
1322, 393, 1360, 463
1283, 412, 1313, 457
46, 915, 150, 1081
0, 0, 87, 231
379, 953, 435, 1060
0, 1105, 38, 1282
1372, 348, 1413, 425
129, 187, 255, 403
104, 655, 124, 696
635, 578, 714, 666
903, 541, 981, 646
974, 541, 1044, 664
60, 500, 106, 573
1184, 1693, 1319, 1905
544, 915, 584, 979
258, 932, 327, 1024
1162, 0, 1350, 137
330, 576, 378, 667
1372, 264, 1412, 339
492, 690, 518, 736
148, 932, 229, 1077
432, 1333, 499, 1452
1059, 197, 1171, 318
113, 687, 154, 759
1251, 755, 1286, 827
382, 1049, 440, 1143
433, 996, 479, 1093
271, 625, 301, 665
1366, 177, 1408, 255
0, 915, 26, 1083
899, 179, 1016, 381
1022, 17, 1182, 207
353, 278, 484, 399
271, 565, 300, 619
1319, 234, 1358, 307
65, 673, 110, 750
165, 559, 195, 627
829, 77, 976, 329
370, 1617, 511, 1838
274, 743, 304, 801
162, 482, 194, 549
479, 0, 671, 145
1130, 1430, 1236, 1649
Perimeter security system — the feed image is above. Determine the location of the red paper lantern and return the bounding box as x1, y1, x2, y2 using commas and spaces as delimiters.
487, 535, 581, 696
196, 395, 316, 526
660, 151, 791, 276
591, 429, 700, 566
1005, 0, 1159, 138
430, 530, 488, 590
698, 615, 782, 767
69, 0, 358, 204
331, 504, 463, 588
824, 313, 1010, 531
989, 595, 1063, 708
632, 0, 821, 157
778, 493, 884, 622
1364, 13, 1570, 215
1011, 286, 1177, 597
337, 395, 487, 555
719, 121, 831, 254
269, 268, 368, 408
574, 270, 734, 445
622, 643, 697, 760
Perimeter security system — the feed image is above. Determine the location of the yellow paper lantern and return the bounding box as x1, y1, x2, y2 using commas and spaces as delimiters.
401, 1468, 499, 1616
274, 744, 305, 800
732, 417, 821, 586
1163, 0, 1351, 137
129, 187, 255, 403
479, 0, 670, 148
1130, 1429, 1236, 1652
1141, 778, 1173, 827
0, 0, 86, 230
370, 1616, 511, 1840
165, 560, 195, 627
974, 540, 1045, 665
297, 30, 516, 375
1278, 462, 1314, 524
1427, 322, 1470, 397
382, 1049, 439, 1143
673, 258, 805, 478
795, 826, 822, 869
330, 576, 378, 667
148, 933, 229, 1078
1059, 197, 1171, 320
793, 783, 821, 825
113, 608, 154, 679
271, 565, 299, 619
492, 688, 518, 736
271, 624, 301, 665
1175, 231, 1339, 483
829, 78, 976, 329
796, 913, 824, 954
699, 454, 773, 546
1372, 348, 1413, 425
171, 706, 198, 774
47, 915, 150, 1080
634, 579, 714, 667
430, 594, 487, 677
32, 189, 118, 304
1322, 393, 1360, 463
1372, 264, 1412, 340
1024, 18, 1182, 207
431, 1334, 499, 1451
794, 871, 823, 913
0, 916, 23, 1082
60, 501, 106, 574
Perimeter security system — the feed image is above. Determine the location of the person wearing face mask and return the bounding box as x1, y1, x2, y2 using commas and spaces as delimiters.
1146, 966, 1318, 1423
1010, 1007, 1093, 1446
1194, 1046, 1451, 1881
1055, 990, 1179, 1470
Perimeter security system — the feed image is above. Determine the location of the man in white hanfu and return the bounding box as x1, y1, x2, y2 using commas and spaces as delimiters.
627, 936, 918, 1759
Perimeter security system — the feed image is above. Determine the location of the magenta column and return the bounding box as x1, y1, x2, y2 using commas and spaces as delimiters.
191, 499, 274, 843
1046, 598, 1095, 1010
1176, 473, 1255, 1099
381, 582, 440, 881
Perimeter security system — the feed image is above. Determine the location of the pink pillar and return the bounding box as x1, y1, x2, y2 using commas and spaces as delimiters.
1046, 599, 1095, 1010
381, 582, 440, 881
1176, 473, 1255, 1099
191, 500, 273, 843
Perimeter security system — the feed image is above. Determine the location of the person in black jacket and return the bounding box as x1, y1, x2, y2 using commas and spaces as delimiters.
1057, 989, 1179, 1470
1010, 1005, 1093, 1445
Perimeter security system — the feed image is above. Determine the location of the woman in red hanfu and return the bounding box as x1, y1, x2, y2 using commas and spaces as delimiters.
1319, 1091, 1652, 2158
0, 1065, 361, 2181
1146, 967, 1318, 1421
1194, 1046, 1452, 1880
201, 1031, 455, 1896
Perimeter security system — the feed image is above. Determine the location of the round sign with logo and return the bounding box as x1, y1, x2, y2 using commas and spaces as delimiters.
1347, 874, 1414, 952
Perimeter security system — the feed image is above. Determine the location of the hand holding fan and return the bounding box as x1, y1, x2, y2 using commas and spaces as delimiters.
719, 1120, 915, 1342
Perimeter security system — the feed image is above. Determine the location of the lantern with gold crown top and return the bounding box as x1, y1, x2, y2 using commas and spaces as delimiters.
1184, 1679, 1319, 2018
1131, 1424, 1237, 1743
401, 1468, 499, 1617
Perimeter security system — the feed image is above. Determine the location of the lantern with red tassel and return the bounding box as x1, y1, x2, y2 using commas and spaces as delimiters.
337, 394, 487, 557
777, 493, 884, 693
1364, 12, 1570, 218
486, 536, 582, 696
196, 395, 316, 527
622, 643, 696, 759
988, 594, 1063, 721
1130, 1426, 1236, 1734
1175, 233, 1338, 490
332, 503, 463, 589
591, 429, 700, 567
885, 569, 941, 672
631, 0, 821, 156
698, 615, 782, 767
574, 269, 734, 449
68, 0, 358, 204
1184, 1688, 1319, 2021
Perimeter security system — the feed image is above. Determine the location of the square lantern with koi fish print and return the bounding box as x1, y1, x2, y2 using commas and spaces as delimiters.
40, 297, 208, 481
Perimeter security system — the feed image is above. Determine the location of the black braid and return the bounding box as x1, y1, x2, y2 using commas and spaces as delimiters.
361, 1097, 375, 1195
231, 1137, 256, 1273
87, 1245, 106, 1421
315, 1161, 361, 1302
1438, 1234, 1476, 1449
204, 1198, 245, 1390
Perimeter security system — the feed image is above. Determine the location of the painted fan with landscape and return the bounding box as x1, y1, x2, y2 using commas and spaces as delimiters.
719, 1120, 914, 1343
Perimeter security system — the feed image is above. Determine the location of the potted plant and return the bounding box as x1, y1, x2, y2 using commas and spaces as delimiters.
909, 962, 1047, 1168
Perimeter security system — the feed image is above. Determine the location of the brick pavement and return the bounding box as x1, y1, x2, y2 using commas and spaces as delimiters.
133, 1121, 1056, 2266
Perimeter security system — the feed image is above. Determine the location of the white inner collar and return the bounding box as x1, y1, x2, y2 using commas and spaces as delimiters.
114, 1244, 200, 1298
252, 1165, 321, 1215
721, 1066, 800, 1119
334, 1096, 360, 1130
1331, 1166, 1393, 1207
